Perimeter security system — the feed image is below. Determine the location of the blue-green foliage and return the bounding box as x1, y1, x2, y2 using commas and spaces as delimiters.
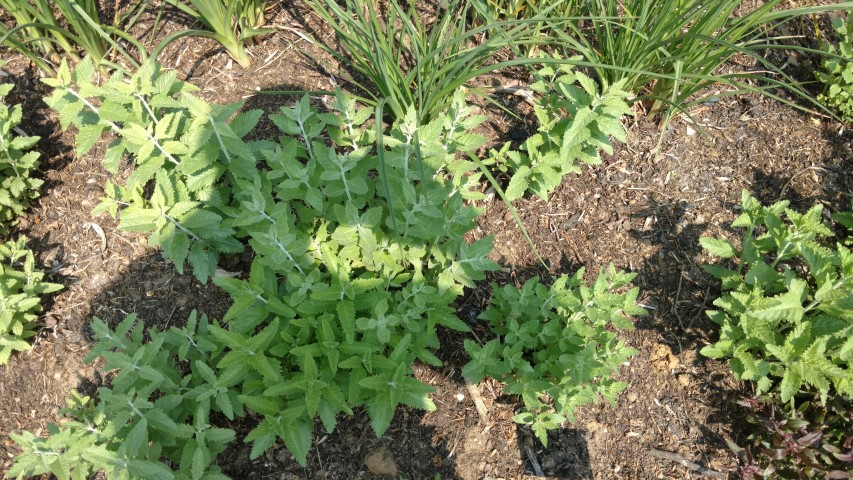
42, 59, 245, 284
212, 91, 498, 462
28, 58, 501, 471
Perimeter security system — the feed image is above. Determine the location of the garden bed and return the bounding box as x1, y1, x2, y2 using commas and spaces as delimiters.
1, 2, 852, 479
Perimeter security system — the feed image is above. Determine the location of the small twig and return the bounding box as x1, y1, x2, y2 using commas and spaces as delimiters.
689, 286, 711, 329
524, 445, 545, 477
777, 165, 826, 200
649, 448, 724, 479
672, 268, 685, 329
465, 379, 490, 425
488, 85, 537, 107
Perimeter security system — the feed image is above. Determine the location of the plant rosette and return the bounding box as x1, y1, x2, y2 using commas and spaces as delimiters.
463, 267, 645, 445
700, 191, 853, 405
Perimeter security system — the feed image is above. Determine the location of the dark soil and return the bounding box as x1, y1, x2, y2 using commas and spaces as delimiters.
1, 2, 852, 479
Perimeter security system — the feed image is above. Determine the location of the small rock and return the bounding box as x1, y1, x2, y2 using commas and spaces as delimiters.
364, 446, 398, 477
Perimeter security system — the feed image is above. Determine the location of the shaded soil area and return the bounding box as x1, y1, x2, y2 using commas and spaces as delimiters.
1, 2, 852, 479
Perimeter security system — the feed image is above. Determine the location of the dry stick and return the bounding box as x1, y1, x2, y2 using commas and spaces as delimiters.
465, 379, 490, 425
488, 85, 537, 107
649, 448, 724, 479
524, 445, 545, 477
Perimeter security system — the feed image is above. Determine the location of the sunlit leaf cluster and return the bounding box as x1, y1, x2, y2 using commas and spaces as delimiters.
701, 191, 853, 404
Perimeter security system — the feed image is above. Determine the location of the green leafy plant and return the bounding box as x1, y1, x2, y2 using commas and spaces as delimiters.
727, 394, 853, 479
9, 312, 236, 480
817, 17, 853, 124
486, 57, 632, 201
0, 0, 145, 74
0, 78, 44, 234
700, 191, 853, 405
161, 0, 272, 67
463, 267, 645, 445
40, 54, 502, 466
0, 237, 62, 365
210, 91, 499, 465
42, 58, 250, 284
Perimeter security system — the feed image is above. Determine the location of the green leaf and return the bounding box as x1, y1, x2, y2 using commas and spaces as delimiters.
780, 365, 802, 403
700, 237, 738, 258
281, 417, 313, 467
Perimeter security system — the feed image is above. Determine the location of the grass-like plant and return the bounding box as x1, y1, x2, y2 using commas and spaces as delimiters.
531, 0, 853, 122
300, 0, 545, 123
160, 0, 272, 67
0, 0, 145, 74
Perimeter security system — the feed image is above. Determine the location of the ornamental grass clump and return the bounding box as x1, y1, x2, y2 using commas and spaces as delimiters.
0, 0, 145, 74
541, 0, 853, 122
160, 0, 272, 67
301, 0, 543, 123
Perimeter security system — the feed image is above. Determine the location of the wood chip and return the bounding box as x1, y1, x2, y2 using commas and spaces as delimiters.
83, 222, 106, 252
465, 379, 489, 425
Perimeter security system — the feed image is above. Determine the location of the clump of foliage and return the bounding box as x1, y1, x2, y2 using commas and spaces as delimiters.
0, 78, 44, 234
700, 191, 853, 404
462, 267, 645, 445
161, 0, 272, 67
9, 312, 236, 480
0, 237, 62, 365
542, 0, 848, 122
209, 91, 498, 464
302, 0, 547, 123
728, 394, 853, 479
42, 58, 247, 284
817, 17, 853, 124
702, 193, 853, 477
36, 57, 501, 467
486, 57, 632, 201
0, 0, 144, 74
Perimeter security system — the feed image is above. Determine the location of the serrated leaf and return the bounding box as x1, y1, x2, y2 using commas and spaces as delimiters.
700, 237, 738, 258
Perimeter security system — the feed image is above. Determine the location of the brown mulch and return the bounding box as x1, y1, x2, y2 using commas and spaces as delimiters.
1, 2, 852, 479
